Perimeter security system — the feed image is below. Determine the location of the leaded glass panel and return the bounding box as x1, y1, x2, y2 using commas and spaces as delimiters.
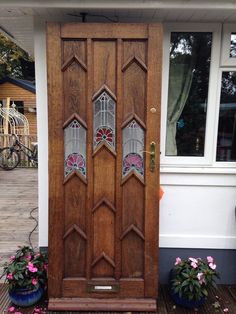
123, 120, 144, 177
64, 119, 86, 177
93, 91, 116, 150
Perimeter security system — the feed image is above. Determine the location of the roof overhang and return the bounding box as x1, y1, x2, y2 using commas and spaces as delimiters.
0, 1, 236, 56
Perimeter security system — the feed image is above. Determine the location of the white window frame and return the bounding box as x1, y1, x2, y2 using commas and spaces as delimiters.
161, 23, 222, 167
212, 67, 236, 167
221, 24, 236, 67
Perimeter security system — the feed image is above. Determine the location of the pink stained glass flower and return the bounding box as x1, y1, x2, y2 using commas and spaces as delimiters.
95, 127, 113, 145
66, 153, 85, 169
174, 257, 182, 265
123, 153, 144, 176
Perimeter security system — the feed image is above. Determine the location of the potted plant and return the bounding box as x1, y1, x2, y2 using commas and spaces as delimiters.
170, 256, 220, 309
1, 246, 48, 307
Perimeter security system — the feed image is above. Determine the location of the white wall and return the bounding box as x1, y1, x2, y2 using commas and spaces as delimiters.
34, 19, 236, 249
34, 18, 48, 247
160, 171, 236, 249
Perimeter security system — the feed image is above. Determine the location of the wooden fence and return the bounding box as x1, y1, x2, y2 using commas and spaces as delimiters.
0, 134, 38, 168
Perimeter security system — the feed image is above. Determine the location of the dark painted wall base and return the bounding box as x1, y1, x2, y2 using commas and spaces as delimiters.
159, 248, 236, 284
40, 246, 236, 284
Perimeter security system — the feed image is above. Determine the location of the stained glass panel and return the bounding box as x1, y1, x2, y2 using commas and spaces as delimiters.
64, 119, 86, 177
123, 120, 144, 177
93, 91, 115, 150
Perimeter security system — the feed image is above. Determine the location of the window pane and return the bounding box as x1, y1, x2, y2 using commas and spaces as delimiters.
230, 33, 236, 58
64, 119, 86, 178
93, 91, 116, 151
165, 32, 212, 156
123, 120, 144, 178
216, 72, 236, 162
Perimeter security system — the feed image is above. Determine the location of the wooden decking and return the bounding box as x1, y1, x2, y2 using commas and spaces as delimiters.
0, 168, 38, 277
0, 284, 236, 313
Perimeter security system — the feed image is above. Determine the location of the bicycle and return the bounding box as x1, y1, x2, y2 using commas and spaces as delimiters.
0, 134, 38, 170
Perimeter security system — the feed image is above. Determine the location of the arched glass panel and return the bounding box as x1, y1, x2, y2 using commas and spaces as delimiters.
122, 120, 144, 177
93, 91, 116, 150
64, 119, 86, 178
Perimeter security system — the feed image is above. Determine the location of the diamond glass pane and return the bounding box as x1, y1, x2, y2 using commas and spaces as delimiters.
64, 119, 86, 178
93, 91, 116, 150
122, 120, 144, 177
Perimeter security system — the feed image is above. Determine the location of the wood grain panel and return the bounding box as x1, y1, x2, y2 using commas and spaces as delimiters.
123, 40, 147, 65
144, 24, 162, 297
123, 62, 146, 121
122, 232, 144, 278
122, 176, 144, 231
64, 232, 86, 277
47, 22, 64, 298
93, 41, 116, 94
93, 204, 115, 277
63, 40, 86, 64
64, 176, 86, 230
61, 23, 148, 39
63, 61, 87, 121
93, 147, 115, 204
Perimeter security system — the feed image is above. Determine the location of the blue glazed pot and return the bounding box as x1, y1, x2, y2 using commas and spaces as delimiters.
9, 286, 44, 307
169, 269, 206, 309
170, 289, 206, 309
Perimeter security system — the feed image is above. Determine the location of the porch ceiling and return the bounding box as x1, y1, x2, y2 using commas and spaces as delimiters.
0, 2, 236, 56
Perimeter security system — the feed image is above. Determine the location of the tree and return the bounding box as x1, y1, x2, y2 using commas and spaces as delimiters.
0, 33, 35, 80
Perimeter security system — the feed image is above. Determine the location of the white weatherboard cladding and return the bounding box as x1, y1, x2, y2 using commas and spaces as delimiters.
34, 18, 236, 249
160, 172, 236, 249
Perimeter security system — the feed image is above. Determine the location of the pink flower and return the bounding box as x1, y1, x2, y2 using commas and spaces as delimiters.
43, 263, 48, 270
223, 308, 229, 312
34, 308, 41, 313
189, 257, 198, 268
27, 262, 38, 273
209, 262, 217, 270
9, 255, 15, 261
197, 272, 206, 285
15, 312, 23, 314
25, 254, 32, 261
8, 306, 15, 313
32, 278, 38, 285
7, 273, 13, 280
207, 256, 214, 263
175, 257, 182, 265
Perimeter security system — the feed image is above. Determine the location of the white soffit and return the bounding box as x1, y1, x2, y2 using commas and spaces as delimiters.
0, 1, 235, 55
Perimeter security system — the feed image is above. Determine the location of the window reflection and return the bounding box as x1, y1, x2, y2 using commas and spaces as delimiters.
230, 33, 236, 58
166, 32, 212, 156
216, 72, 236, 161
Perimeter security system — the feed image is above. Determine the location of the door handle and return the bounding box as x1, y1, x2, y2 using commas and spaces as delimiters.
141, 141, 156, 172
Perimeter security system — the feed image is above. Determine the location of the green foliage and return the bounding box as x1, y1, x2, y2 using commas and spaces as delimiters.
171, 257, 220, 302
0, 33, 34, 80
1, 246, 48, 291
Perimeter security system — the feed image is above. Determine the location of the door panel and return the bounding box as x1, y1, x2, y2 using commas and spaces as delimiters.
47, 23, 162, 311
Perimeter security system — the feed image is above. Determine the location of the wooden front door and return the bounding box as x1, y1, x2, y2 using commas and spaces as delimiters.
47, 23, 162, 312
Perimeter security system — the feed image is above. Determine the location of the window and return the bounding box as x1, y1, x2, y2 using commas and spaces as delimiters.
216, 71, 236, 162
165, 32, 212, 157
221, 24, 236, 66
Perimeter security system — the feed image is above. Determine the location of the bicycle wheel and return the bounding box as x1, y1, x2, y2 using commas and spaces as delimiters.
0, 147, 20, 170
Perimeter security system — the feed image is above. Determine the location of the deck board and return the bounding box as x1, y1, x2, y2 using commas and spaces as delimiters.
1, 285, 236, 313
0, 168, 38, 278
